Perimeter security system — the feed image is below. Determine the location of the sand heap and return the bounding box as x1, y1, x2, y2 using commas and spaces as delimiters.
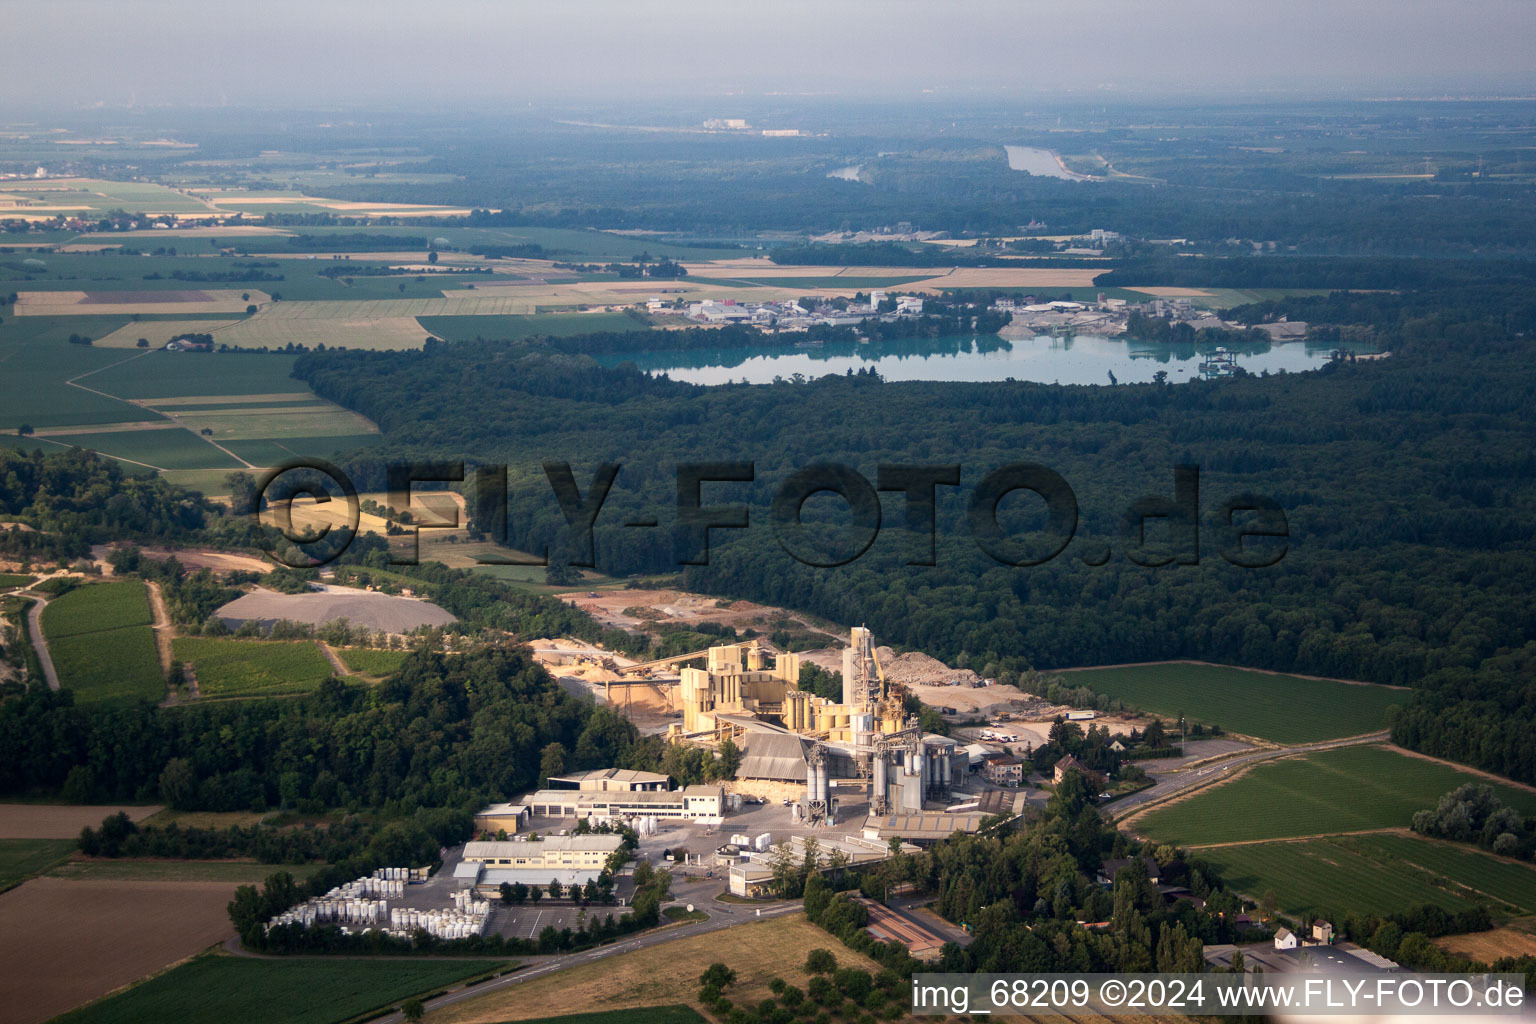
875, 647, 980, 687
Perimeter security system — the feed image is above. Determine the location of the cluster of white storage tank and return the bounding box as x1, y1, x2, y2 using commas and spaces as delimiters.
352, 875, 406, 898
728, 833, 773, 851
268, 893, 386, 929
387, 902, 490, 940
264, 868, 431, 934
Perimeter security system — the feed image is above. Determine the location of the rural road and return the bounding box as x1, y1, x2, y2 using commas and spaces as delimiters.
366, 900, 806, 1024
146, 580, 173, 677
1111, 730, 1391, 825
23, 593, 59, 691
318, 642, 348, 677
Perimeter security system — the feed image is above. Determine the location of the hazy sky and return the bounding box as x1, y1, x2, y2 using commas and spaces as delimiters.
8, 0, 1535, 109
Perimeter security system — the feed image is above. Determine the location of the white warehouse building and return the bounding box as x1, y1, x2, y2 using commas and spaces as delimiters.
454, 834, 624, 891
523, 784, 725, 823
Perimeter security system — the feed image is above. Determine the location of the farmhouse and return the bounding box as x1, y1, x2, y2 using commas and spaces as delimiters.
1274, 927, 1298, 950
1053, 754, 1083, 784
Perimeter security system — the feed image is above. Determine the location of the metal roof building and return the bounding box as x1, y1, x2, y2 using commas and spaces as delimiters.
861, 811, 992, 846
546, 768, 670, 792
736, 730, 811, 782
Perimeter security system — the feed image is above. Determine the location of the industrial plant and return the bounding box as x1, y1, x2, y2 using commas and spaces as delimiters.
666, 626, 997, 828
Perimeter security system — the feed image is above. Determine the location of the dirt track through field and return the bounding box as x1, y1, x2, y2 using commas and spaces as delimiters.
319, 641, 348, 676
147, 580, 173, 679
0, 877, 235, 1024
1183, 827, 1410, 850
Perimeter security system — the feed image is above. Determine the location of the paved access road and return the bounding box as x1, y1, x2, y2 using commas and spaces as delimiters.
14, 572, 73, 691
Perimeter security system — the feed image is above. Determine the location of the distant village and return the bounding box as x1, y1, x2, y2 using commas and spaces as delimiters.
650, 290, 925, 330
648, 288, 1307, 344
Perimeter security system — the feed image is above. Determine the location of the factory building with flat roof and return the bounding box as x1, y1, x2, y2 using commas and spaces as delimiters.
523, 784, 725, 822
454, 834, 624, 891
545, 768, 671, 792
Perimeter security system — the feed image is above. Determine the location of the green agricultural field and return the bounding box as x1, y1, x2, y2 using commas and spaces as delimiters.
0, 179, 213, 216
0, 573, 35, 588
0, 838, 75, 892
405, 225, 748, 261
159, 468, 246, 498
1057, 663, 1403, 743
29, 427, 241, 472
50, 627, 163, 703
40, 581, 152, 637
1137, 745, 1536, 847
419, 311, 649, 341
335, 647, 409, 676
0, 316, 148, 431
218, 434, 382, 466
144, 398, 334, 412
170, 405, 378, 442
466, 562, 553, 588
80, 350, 306, 399
1198, 834, 1536, 919
52, 955, 507, 1024
171, 636, 334, 697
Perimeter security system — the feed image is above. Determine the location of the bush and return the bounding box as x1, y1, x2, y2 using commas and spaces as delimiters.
805, 948, 837, 974
700, 962, 737, 990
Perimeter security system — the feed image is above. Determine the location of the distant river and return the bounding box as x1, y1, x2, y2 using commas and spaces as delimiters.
1004, 145, 1083, 179
594, 334, 1380, 386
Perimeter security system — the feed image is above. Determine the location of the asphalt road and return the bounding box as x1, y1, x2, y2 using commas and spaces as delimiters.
23, 594, 58, 691
13, 576, 64, 691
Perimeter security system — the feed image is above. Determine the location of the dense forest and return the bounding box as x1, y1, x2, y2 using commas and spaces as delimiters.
293, 276, 1536, 783
0, 449, 240, 563
0, 647, 661, 810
